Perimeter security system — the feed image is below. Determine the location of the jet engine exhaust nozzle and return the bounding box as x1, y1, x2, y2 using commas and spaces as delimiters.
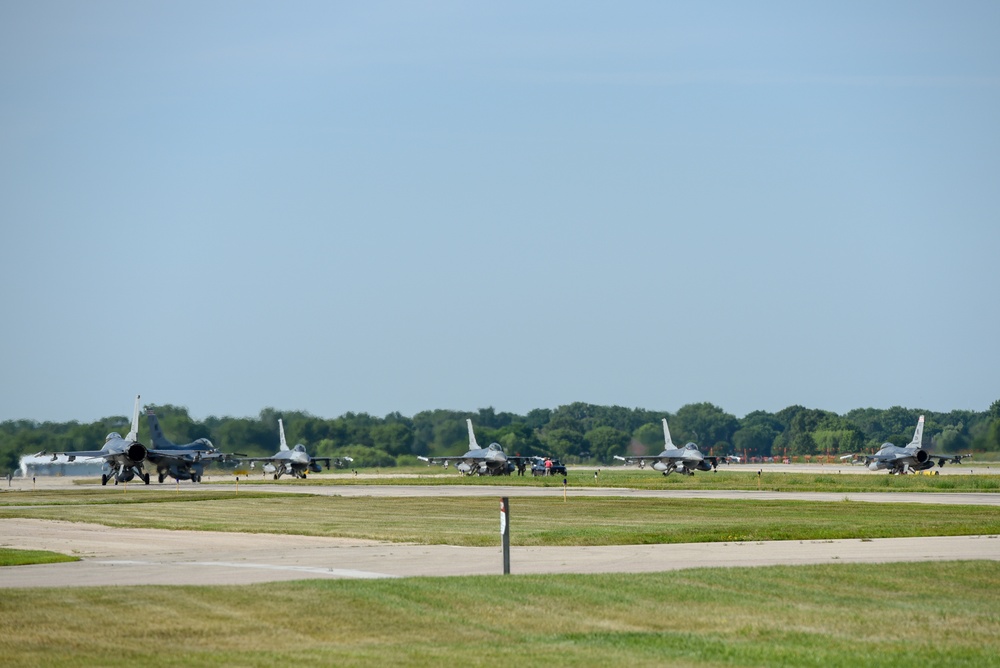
126, 443, 147, 463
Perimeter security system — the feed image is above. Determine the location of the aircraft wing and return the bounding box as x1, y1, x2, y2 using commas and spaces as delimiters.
147, 450, 212, 463
933, 453, 971, 466
613, 455, 671, 464
146, 449, 241, 463
418, 455, 474, 465
35, 450, 110, 462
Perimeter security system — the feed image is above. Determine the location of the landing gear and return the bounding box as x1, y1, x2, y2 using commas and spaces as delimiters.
101, 474, 109, 486
158, 472, 167, 483
143, 472, 150, 485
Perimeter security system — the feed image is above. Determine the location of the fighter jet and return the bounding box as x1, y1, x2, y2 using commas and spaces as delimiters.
145, 409, 243, 483
245, 419, 349, 479
35, 395, 151, 485
861, 415, 970, 474
418, 419, 527, 476
614, 418, 718, 476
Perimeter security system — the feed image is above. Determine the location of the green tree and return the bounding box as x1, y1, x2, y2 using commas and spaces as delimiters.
632, 423, 664, 454
732, 424, 776, 457
584, 426, 630, 463
932, 425, 969, 454
674, 403, 739, 447
812, 429, 865, 455
543, 428, 586, 459
371, 423, 413, 457
984, 420, 1000, 451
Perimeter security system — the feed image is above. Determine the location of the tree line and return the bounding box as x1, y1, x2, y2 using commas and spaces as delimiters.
4, 400, 1000, 472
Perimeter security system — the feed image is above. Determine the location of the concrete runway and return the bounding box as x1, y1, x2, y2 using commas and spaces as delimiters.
2, 473, 998, 588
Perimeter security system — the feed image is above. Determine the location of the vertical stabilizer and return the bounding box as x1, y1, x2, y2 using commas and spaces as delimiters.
662, 418, 675, 448
278, 419, 290, 451
909, 415, 925, 448
145, 409, 175, 448
126, 395, 141, 443
466, 419, 480, 449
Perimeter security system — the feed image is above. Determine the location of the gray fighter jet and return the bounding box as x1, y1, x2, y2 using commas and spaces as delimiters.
614, 418, 718, 476
245, 419, 349, 479
418, 419, 527, 476
861, 415, 970, 474
36, 395, 151, 485
145, 409, 243, 483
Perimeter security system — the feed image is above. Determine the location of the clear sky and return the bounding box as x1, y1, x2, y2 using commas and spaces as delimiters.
2, 1, 998, 423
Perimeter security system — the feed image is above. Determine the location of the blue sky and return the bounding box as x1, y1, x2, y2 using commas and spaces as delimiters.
2, 2, 998, 423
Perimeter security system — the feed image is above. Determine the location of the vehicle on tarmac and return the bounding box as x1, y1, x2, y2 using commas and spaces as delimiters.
531, 458, 567, 476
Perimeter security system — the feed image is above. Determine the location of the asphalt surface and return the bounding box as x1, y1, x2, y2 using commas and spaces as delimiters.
1, 471, 998, 588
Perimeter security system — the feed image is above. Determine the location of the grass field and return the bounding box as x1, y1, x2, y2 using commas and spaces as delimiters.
1, 561, 997, 667
2, 482, 998, 666
215, 468, 1000, 493
1, 491, 998, 546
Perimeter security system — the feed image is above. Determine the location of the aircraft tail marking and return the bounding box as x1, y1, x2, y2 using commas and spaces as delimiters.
909, 415, 925, 448
145, 409, 176, 448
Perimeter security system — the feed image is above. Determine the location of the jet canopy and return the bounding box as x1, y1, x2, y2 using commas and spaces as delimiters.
293, 444, 307, 452
684, 443, 699, 450
487, 442, 504, 452
105, 432, 122, 443
193, 438, 214, 449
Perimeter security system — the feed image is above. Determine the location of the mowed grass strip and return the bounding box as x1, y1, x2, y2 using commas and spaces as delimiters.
0, 561, 997, 667
0, 548, 78, 567
0, 489, 287, 508
1, 494, 998, 546
213, 468, 1000, 492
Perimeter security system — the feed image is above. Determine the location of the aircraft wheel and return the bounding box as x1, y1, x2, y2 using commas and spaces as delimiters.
101, 474, 108, 486
273, 474, 279, 480
158, 473, 166, 483
143, 473, 150, 485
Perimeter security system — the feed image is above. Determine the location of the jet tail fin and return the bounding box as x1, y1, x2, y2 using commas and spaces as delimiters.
126, 395, 141, 443
278, 418, 290, 451
662, 418, 675, 448
145, 409, 175, 448
467, 419, 479, 449
909, 415, 925, 448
